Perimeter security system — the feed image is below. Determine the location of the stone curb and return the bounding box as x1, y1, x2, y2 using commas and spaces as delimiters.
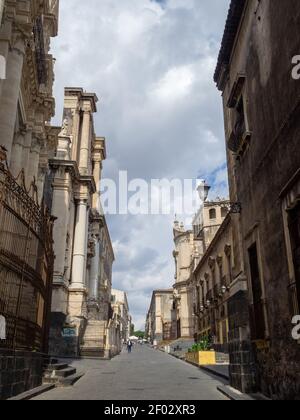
8, 384, 55, 401
217, 385, 271, 401
200, 365, 230, 381
184, 359, 230, 381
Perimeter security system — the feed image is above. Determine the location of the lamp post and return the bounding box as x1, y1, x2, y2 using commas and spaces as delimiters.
198, 180, 242, 214
197, 180, 211, 203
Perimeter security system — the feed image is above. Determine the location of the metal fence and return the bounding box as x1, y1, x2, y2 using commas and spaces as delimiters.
0, 161, 54, 352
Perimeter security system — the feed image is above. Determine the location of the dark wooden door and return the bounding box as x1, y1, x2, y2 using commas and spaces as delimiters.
289, 204, 300, 310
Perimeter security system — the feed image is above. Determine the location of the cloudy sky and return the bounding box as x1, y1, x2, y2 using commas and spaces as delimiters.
52, 0, 231, 330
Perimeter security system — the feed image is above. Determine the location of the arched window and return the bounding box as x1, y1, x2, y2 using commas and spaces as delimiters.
209, 208, 217, 220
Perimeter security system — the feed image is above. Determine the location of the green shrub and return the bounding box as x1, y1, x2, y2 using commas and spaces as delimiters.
188, 336, 212, 353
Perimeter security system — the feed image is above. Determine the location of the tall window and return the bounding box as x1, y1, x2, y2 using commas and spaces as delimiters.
227, 75, 251, 158
248, 243, 266, 340
209, 208, 217, 220
288, 203, 300, 311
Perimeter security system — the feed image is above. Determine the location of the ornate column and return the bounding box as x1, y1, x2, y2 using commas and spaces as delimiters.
22, 126, 33, 181
71, 109, 81, 162
51, 168, 71, 287
79, 110, 91, 174
27, 136, 42, 187
89, 236, 100, 301
10, 131, 25, 177
92, 158, 102, 209
0, 32, 26, 163
71, 199, 89, 289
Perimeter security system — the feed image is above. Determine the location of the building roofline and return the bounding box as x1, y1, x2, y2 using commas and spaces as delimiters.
64, 87, 98, 112
194, 213, 231, 275
152, 289, 174, 294
214, 0, 247, 89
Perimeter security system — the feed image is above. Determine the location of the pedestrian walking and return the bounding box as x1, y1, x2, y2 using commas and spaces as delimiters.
127, 340, 133, 354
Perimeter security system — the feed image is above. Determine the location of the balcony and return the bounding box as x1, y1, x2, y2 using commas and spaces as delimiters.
228, 116, 252, 158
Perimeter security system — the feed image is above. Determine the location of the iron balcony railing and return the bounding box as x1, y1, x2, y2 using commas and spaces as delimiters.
0, 160, 55, 352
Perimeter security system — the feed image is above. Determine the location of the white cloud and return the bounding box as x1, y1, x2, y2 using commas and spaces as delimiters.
151, 65, 195, 102
52, 0, 231, 329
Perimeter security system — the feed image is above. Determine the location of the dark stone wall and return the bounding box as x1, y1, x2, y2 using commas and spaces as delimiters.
228, 291, 257, 394
49, 312, 87, 358
224, 0, 300, 399
0, 350, 44, 400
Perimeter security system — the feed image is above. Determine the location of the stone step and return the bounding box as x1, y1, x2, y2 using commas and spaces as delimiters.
80, 347, 105, 358
43, 357, 59, 366
83, 336, 105, 341
44, 363, 69, 371
84, 329, 106, 334
83, 338, 105, 343
81, 341, 105, 349
82, 339, 105, 344
44, 367, 77, 379
85, 330, 106, 333
43, 373, 84, 387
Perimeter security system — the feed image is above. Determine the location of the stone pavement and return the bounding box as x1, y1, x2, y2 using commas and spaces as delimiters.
33, 346, 228, 400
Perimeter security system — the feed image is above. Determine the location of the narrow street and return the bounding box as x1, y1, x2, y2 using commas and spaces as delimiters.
34, 346, 228, 401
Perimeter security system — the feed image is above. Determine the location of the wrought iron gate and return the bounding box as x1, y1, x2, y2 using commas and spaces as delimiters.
0, 161, 54, 352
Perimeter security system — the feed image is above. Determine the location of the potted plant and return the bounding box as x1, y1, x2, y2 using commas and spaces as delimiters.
186, 335, 216, 366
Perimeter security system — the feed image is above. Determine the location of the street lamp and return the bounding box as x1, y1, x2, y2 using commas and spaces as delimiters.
221, 285, 227, 295
198, 180, 242, 214
197, 180, 211, 202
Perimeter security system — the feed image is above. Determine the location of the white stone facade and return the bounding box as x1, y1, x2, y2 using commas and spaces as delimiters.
145, 290, 176, 345
0, 0, 59, 194
49, 87, 115, 358
111, 289, 132, 344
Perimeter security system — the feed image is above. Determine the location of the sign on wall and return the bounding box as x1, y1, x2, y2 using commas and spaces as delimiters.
62, 327, 76, 338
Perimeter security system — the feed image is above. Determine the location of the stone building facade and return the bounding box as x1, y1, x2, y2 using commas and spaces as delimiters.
145, 290, 176, 345
172, 195, 230, 341
215, 0, 300, 399
172, 222, 196, 340
146, 191, 231, 349
193, 215, 233, 351
0, 0, 58, 400
111, 289, 131, 345
49, 87, 116, 359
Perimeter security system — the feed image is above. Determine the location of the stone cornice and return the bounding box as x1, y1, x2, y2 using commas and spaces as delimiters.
49, 158, 96, 195
93, 137, 106, 161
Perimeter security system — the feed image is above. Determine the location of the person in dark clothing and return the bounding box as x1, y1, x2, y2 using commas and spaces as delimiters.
127, 340, 133, 353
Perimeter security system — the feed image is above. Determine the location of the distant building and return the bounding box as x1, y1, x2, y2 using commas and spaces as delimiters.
146, 290, 176, 345
146, 188, 230, 349
193, 198, 231, 254
172, 191, 230, 341
111, 289, 132, 345
193, 214, 233, 351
